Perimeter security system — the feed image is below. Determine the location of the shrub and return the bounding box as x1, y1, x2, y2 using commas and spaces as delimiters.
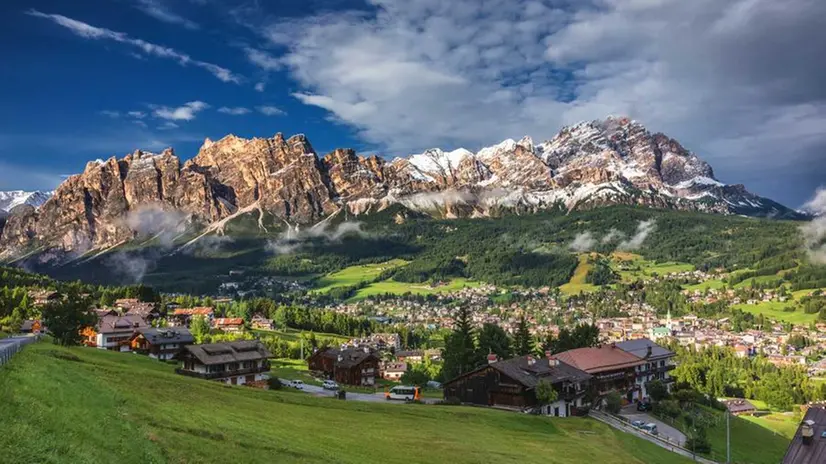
604, 392, 622, 414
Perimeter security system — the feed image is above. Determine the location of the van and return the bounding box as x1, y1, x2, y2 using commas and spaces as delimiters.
385, 386, 421, 401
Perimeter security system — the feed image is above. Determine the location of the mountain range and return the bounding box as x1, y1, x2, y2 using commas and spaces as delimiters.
0, 116, 804, 260
0, 190, 53, 220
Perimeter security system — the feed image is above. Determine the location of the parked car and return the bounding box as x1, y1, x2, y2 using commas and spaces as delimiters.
631, 420, 646, 429
322, 380, 339, 390
281, 379, 305, 389
641, 423, 659, 435
637, 401, 652, 412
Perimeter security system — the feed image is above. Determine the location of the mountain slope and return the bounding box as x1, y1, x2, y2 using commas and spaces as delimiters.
0, 116, 803, 260
0, 343, 691, 464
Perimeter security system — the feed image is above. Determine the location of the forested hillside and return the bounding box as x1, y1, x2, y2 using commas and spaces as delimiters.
13, 206, 807, 294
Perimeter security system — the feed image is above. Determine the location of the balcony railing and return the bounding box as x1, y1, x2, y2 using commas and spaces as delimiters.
176, 363, 270, 380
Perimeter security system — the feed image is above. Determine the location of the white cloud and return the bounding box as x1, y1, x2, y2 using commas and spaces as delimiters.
618, 220, 657, 251
244, 47, 282, 71
249, 0, 826, 204
135, 0, 199, 30
157, 121, 179, 130
217, 106, 251, 115
254, 82, 265, 92
99, 110, 120, 118
570, 232, 597, 252
28, 10, 240, 83
802, 188, 826, 264
151, 101, 209, 121
257, 105, 285, 116
127, 111, 147, 119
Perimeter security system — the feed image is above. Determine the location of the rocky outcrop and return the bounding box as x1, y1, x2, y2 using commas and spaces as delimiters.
0, 117, 803, 259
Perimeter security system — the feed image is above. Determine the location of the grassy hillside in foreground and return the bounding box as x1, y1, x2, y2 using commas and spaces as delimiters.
0, 343, 691, 464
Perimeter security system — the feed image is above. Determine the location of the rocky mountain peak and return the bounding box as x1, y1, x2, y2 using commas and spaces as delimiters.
0, 118, 803, 260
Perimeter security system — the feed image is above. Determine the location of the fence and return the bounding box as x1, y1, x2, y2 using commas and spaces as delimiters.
589, 410, 720, 464
0, 334, 40, 367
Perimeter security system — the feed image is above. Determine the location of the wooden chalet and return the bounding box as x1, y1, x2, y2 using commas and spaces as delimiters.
442, 354, 592, 416
130, 328, 194, 361
168, 307, 214, 327
381, 362, 407, 381
19, 319, 42, 334
27, 289, 60, 307
396, 350, 424, 363
615, 338, 677, 400
552, 344, 646, 401
212, 317, 244, 333
115, 298, 159, 320
308, 347, 380, 386
721, 398, 757, 416
177, 340, 271, 385
86, 313, 148, 351
250, 315, 274, 330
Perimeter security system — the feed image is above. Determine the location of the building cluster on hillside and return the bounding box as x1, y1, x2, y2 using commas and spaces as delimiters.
442, 338, 676, 416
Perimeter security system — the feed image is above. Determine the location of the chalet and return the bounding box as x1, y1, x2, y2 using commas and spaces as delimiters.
130, 328, 194, 361
615, 338, 677, 399
177, 340, 271, 385
19, 319, 42, 334
88, 314, 148, 351
212, 317, 244, 333
308, 347, 380, 386
396, 350, 424, 364
250, 315, 274, 330
381, 362, 407, 381
115, 299, 159, 320
721, 398, 757, 416
783, 406, 826, 464
552, 344, 645, 401
28, 289, 60, 307
442, 354, 592, 417
168, 307, 214, 327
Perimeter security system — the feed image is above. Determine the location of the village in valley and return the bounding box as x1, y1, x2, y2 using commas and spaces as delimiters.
6, 247, 826, 464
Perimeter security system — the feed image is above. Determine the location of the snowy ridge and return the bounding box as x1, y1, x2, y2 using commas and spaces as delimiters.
0, 190, 53, 213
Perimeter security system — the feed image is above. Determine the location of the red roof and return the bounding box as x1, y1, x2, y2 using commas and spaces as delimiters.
552, 345, 645, 374
213, 318, 244, 326
173, 307, 214, 316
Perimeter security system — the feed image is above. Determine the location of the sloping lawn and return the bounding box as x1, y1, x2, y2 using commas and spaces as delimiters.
0, 343, 691, 464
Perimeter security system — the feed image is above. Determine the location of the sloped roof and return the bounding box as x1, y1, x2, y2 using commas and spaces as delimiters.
783, 406, 826, 464
213, 318, 244, 326
552, 345, 645, 374
721, 399, 756, 413
172, 307, 214, 316
488, 355, 592, 388
137, 327, 194, 345
96, 314, 147, 334
615, 338, 675, 360
183, 340, 271, 365
316, 347, 378, 369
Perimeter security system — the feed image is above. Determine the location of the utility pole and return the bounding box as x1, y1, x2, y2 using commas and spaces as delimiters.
300, 337, 304, 360
726, 409, 731, 464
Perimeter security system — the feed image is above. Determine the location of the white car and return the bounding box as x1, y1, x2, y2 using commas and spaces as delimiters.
322, 380, 339, 390
281, 379, 304, 389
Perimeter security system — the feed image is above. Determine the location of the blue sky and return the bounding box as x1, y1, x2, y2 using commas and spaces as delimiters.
1, 0, 824, 207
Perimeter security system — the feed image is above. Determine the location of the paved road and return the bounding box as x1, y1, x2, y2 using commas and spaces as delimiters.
619, 404, 687, 446
280, 379, 438, 404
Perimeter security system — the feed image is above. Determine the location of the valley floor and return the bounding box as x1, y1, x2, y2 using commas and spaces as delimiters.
0, 342, 692, 464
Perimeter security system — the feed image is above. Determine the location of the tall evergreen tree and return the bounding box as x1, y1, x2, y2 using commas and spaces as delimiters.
477, 323, 511, 360
512, 315, 533, 356
441, 306, 479, 381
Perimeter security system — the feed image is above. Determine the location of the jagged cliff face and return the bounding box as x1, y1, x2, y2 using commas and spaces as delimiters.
0, 117, 802, 258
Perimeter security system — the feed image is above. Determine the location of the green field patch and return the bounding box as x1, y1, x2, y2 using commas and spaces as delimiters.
312, 259, 409, 294
741, 413, 799, 440
732, 301, 816, 324
0, 343, 690, 464
350, 277, 481, 301
252, 328, 350, 345
684, 279, 727, 292
560, 254, 599, 295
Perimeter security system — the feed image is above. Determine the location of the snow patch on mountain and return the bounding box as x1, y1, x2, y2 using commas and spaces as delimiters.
0, 190, 53, 213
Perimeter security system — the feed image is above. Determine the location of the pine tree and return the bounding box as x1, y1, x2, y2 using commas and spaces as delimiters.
441, 306, 479, 381
512, 315, 532, 356
476, 323, 511, 360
